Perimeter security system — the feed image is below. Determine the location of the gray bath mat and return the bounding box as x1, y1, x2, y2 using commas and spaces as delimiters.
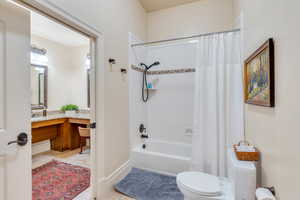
115, 168, 183, 200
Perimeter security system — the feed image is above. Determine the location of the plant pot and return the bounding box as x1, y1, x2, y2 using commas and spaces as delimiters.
65, 110, 76, 116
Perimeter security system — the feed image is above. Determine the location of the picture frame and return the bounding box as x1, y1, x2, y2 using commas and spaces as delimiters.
244, 38, 275, 107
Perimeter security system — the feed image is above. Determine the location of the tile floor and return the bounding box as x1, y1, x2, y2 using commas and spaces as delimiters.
32, 148, 90, 169
105, 191, 135, 200
32, 149, 133, 200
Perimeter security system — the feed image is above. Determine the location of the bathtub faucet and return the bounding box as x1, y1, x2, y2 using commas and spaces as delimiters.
139, 124, 146, 133
139, 124, 149, 139
141, 134, 149, 139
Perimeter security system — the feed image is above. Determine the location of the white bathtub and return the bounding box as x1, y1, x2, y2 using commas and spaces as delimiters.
131, 140, 191, 175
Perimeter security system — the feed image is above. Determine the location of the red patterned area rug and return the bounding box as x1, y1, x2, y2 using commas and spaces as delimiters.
32, 160, 90, 200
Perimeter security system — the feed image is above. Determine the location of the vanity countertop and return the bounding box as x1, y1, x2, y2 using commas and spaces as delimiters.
31, 113, 90, 123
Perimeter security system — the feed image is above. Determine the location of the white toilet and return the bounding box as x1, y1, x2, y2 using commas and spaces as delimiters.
177, 149, 257, 200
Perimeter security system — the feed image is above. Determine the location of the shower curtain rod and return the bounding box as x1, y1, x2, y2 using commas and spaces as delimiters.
131, 29, 240, 47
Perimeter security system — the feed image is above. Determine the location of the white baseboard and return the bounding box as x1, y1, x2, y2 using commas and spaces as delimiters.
97, 160, 131, 199
32, 140, 50, 155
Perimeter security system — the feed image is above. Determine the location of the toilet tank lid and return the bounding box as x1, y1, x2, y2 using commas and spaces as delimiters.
177, 172, 222, 196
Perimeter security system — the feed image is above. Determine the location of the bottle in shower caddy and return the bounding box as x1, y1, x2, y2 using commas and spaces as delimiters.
147, 82, 153, 89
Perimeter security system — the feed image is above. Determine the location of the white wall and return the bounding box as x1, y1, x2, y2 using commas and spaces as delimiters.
70, 45, 90, 109
233, 0, 300, 199
147, 0, 234, 41
47, 0, 147, 181
31, 35, 89, 110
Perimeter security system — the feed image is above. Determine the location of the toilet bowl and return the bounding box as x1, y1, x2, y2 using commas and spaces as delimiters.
176, 149, 257, 200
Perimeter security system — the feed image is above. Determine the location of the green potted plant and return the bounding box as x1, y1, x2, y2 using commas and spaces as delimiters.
61, 104, 79, 115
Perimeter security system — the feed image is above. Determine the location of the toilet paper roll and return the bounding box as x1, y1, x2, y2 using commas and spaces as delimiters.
256, 188, 276, 200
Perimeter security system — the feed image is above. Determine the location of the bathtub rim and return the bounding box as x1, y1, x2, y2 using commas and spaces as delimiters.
132, 139, 191, 161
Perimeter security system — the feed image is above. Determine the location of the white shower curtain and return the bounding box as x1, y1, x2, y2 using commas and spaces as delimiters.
191, 31, 244, 177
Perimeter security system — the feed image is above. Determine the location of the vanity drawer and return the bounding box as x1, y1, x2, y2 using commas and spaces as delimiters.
32, 126, 58, 143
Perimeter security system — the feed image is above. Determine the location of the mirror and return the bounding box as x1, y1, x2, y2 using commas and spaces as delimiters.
31, 64, 48, 109
87, 68, 91, 108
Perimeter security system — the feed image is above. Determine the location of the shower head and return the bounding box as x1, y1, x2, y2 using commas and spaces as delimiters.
151, 61, 160, 67
140, 61, 160, 70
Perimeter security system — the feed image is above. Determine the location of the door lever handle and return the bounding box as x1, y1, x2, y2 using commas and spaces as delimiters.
8, 133, 28, 146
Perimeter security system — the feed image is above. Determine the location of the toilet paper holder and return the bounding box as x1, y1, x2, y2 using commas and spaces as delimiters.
264, 186, 276, 196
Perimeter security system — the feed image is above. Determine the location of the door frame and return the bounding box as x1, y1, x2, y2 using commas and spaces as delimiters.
10, 0, 105, 199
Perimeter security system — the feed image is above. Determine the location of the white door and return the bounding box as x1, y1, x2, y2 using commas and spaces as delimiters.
0, 1, 31, 200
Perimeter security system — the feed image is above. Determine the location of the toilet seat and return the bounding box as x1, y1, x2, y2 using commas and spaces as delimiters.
177, 172, 222, 197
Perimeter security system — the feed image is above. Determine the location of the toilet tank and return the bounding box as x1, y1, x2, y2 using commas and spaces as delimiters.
227, 149, 257, 200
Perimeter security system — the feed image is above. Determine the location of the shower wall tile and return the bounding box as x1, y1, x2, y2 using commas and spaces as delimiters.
145, 42, 197, 144
129, 34, 148, 149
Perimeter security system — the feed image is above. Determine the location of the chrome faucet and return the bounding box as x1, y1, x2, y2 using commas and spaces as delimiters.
31, 112, 39, 118
42, 107, 47, 117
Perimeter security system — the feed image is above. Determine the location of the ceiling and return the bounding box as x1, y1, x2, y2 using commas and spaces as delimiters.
139, 0, 201, 12
31, 12, 89, 47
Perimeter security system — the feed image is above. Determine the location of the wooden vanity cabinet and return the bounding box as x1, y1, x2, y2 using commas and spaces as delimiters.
32, 117, 90, 152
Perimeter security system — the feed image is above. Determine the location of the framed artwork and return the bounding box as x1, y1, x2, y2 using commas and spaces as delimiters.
244, 38, 275, 107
